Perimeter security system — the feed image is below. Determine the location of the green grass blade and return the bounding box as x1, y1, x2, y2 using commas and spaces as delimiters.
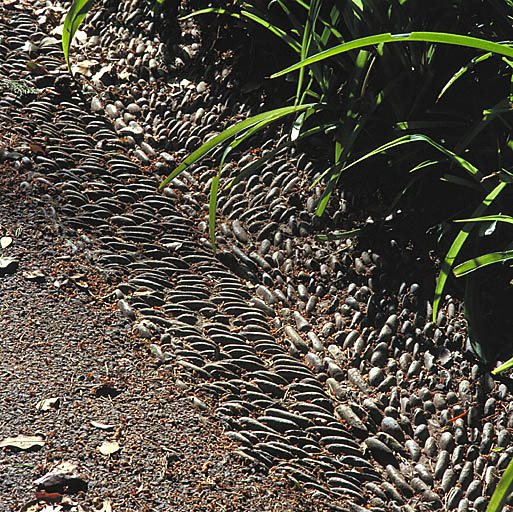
437, 52, 493, 101
209, 174, 220, 253
219, 115, 278, 170
159, 104, 315, 190
455, 97, 512, 154
274, 0, 343, 42
310, 133, 487, 218
241, 9, 301, 52
179, 7, 229, 19
62, 0, 95, 70
295, 0, 321, 106
180, 8, 301, 53
454, 215, 513, 225
316, 228, 363, 241
332, 133, 484, 180
441, 174, 483, 192
499, 169, 513, 184
291, 110, 306, 141
485, 455, 513, 510
394, 120, 464, 131
432, 181, 507, 321
453, 250, 513, 277
271, 32, 513, 79
315, 176, 338, 216
492, 356, 513, 375
410, 160, 441, 173
226, 123, 333, 190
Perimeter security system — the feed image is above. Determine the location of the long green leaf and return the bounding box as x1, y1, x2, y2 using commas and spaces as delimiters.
486, 456, 513, 511
455, 98, 512, 154
492, 355, 513, 375
432, 182, 507, 321
316, 228, 363, 241
62, 0, 95, 70
159, 104, 315, 190
436, 52, 493, 101
313, 133, 486, 186
441, 174, 483, 192
180, 8, 301, 53
218, 115, 276, 172
367, 134, 484, 181
437, 52, 493, 101
226, 123, 334, 190
453, 250, 513, 277
295, 0, 320, 106
209, 175, 220, 253
271, 32, 513, 79
454, 215, 513, 225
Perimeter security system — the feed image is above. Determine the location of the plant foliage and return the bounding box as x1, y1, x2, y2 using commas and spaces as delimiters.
62, 0, 94, 70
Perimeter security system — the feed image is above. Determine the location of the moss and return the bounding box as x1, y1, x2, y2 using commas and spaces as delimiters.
0, 78, 38, 97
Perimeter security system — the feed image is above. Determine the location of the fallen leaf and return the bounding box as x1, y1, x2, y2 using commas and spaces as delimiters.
50, 25, 63, 36
1, 236, 12, 248
0, 256, 20, 275
0, 435, 45, 450
22, 41, 39, 53
17, 499, 40, 512
73, 30, 87, 44
92, 64, 115, 86
29, 142, 46, 156
98, 441, 120, 456
40, 36, 59, 47
90, 421, 116, 431
26, 61, 48, 75
23, 270, 46, 282
70, 59, 98, 77
100, 499, 112, 512
35, 490, 62, 503
36, 397, 60, 411
34, 462, 88, 493
118, 70, 131, 80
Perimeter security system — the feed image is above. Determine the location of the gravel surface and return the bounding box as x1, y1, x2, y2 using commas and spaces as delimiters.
2, 1, 513, 512
0, 170, 336, 511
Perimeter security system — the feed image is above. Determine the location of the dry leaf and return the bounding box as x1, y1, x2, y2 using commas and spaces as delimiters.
26, 61, 48, 76
70, 59, 98, 77
36, 397, 60, 411
29, 142, 46, 156
90, 421, 116, 431
0, 435, 45, 450
34, 490, 63, 503
1, 236, 12, 249
100, 499, 112, 512
23, 270, 46, 281
34, 461, 88, 493
98, 441, 120, 455
40, 36, 59, 47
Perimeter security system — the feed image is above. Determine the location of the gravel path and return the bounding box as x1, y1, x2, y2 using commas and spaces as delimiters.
1, 1, 512, 512
0, 161, 334, 512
